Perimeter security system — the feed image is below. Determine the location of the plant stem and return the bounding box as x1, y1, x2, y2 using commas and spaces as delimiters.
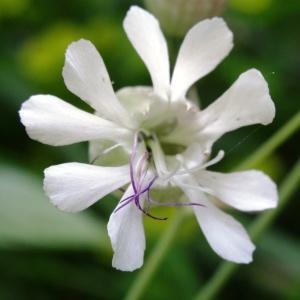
236, 111, 300, 171
193, 158, 300, 300
124, 209, 188, 300
124, 111, 300, 300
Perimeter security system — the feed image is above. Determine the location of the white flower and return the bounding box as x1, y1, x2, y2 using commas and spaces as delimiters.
19, 6, 278, 271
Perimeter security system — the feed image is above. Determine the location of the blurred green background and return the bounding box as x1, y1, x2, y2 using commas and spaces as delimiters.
0, 0, 299, 299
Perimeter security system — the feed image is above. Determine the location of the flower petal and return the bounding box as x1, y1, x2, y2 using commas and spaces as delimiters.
194, 196, 255, 263
44, 163, 130, 212
195, 69, 275, 148
123, 6, 170, 99
19, 95, 131, 146
171, 18, 233, 100
63, 39, 132, 127
180, 181, 255, 263
108, 185, 145, 271
195, 170, 278, 211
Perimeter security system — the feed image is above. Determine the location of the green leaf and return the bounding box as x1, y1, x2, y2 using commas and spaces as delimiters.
0, 164, 110, 252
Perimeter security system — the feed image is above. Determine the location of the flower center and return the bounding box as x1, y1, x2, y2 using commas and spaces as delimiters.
117, 87, 195, 155
140, 118, 187, 156
113, 132, 204, 220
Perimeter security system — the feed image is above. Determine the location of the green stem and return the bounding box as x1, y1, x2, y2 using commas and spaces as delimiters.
236, 111, 300, 171
124, 209, 188, 300
124, 111, 300, 300
250, 159, 300, 240
193, 159, 300, 300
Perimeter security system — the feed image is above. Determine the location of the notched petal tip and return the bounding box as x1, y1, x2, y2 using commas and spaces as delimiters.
242, 68, 276, 125
62, 38, 96, 81
43, 165, 76, 213
208, 16, 234, 40
19, 96, 32, 126
19, 95, 61, 146
198, 17, 234, 54
251, 170, 279, 210
64, 38, 89, 53
66, 38, 92, 49
123, 6, 160, 33
63, 39, 99, 68
125, 5, 156, 21
63, 38, 92, 71
43, 166, 65, 212
19, 98, 34, 141
235, 243, 255, 264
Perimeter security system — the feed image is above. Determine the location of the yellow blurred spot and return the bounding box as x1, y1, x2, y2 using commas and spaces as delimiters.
18, 19, 139, 87
230, 0, 272, 14
256, 154, 285, 181
18, 23, 82, 86
0, 0, 29, 18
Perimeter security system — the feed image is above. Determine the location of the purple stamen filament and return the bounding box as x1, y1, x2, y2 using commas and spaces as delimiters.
114, 132, 204, 220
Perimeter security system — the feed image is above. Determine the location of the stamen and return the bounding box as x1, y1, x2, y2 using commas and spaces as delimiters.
147, 195, 205, 208
179, 183, 213, 194
159, 163, 181, 181
194, 150, 225, 170
114, 132, 167, 220
174, 150, 225, 176
118, 176, 157, 205
134, 195, 168, 221
129, 133, 139, 193
114, 131, 205, 221
114, 196, 135, 213
135, 151, 149, 181
90, 143, 122, 164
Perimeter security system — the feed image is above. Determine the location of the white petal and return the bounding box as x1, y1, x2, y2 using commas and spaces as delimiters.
44, 163, 130, 212
196, 170, 278, 211
108, 185, 145, 271
63, 39, 132, 127
19, 95, 131, 146
195, 69, 276, 147
179, 181, 255, 263
195, 197, 255, 263
124, 6, 170, 99
171, 18, 233, 100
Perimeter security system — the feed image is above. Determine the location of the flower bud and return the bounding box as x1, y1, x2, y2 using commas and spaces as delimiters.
144, 0, 227, 37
